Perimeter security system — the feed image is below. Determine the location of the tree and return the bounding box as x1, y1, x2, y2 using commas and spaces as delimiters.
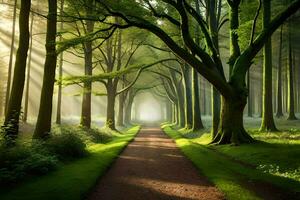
260, 0, 278, 131
98, 0, 300, 144
56, 0, 65, 125
23, 12, 34, 123
33, 0, 57, 139
287, 20, 297, 120
276, 25, 284, 118
3, 0, 31, 143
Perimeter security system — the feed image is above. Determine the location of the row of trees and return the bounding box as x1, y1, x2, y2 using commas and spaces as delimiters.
0, 0, 299, 146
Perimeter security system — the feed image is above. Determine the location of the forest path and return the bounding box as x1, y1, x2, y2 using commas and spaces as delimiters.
87, 127, 225, 200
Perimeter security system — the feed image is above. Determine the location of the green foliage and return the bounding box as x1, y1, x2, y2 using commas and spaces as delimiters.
45, 133, 87, 160
0, 142, 58, 185
0, 126, 140, 200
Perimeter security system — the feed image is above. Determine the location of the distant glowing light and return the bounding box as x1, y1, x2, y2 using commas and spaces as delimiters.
136, 93, 162, 122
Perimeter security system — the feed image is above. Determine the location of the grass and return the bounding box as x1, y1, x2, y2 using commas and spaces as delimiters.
163, 125, 300, 200
0, 126, 140, 200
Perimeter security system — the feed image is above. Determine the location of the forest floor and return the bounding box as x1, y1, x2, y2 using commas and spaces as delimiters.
88, 127, 225, 200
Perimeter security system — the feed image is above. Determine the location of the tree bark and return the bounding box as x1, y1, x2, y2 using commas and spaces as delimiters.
211, 94, 255, 145
116, 89, 125, 126
56, 0, 64, 125
182, 64, 193, 129
260, 0, 278, 132
287, 23, 297, 120
80, 4, 95, 128
124, 89, 135, 125
276, 26, 284, 118
3, 0, 31, 142
33, 0, 57, 139
192, 68, 204, 130
23, 13, 34, 123
106, 80, 117, 130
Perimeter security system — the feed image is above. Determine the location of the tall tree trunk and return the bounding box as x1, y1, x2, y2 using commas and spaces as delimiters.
116, 89, 125, 126
287, 24, 297, 120
80, 6, 95, 128
124, 89, 135, 125
276, 26, 284, 118
182, 65, 193, 129
56, 0, 64, 125
106, 80, 117, 130
5, 0, 18, 115
192, 68, 204, 130
260, 0, 278, 132
33, 0, 57, 139
177, 83, 185, 127
23, 12, 34, 123
208, 0, 221, 136
3, 0, 31, 143
211, 94, 255, 145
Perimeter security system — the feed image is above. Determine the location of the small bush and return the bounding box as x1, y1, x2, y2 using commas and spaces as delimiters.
0, 142, 58, 185
46, 133, 88, 160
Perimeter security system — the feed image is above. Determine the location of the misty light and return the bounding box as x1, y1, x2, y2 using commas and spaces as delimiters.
136, 93, 162, 122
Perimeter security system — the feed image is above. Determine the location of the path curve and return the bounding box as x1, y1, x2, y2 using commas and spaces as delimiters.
87, 127, 225, 200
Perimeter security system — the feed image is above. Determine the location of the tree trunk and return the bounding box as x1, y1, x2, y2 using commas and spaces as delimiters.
208, 0, 221, 136
56, 0, 64, 125
23, 13, 34, 123
3, 0, 31, 142
287, 25, 297, 120
177, 83, 185, 127
211, 95, 255, 145
211, 87, 221, 137
124, 89, 135, 125
192, 68, 204, 130
106, 80, 116, 130
33, 0, 57, 139
276, 26, 284, 118
260, 0, 278, 132
182, 65, 193, 129
5, 0, 18, 115
116, 90, 125, 126
80, 8, 95, 128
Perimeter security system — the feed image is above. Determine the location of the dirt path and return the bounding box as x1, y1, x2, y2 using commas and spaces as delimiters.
87, 127, 225, 200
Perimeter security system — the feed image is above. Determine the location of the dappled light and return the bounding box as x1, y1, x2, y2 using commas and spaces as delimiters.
0, 0, 300, 199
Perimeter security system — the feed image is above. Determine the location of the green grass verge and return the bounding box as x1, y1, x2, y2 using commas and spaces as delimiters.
0, 126, 140, 200
163, 125, 300, 200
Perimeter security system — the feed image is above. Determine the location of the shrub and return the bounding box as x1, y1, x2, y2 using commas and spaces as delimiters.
45, 133, 88, 160
0, 141, 58, 185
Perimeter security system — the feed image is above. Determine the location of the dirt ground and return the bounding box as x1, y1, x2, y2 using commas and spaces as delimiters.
87, 127, 225, 200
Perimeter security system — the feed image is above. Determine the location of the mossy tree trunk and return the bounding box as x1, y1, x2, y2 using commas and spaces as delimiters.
33, 0, 57, 139
260, 0, 278, 132
3, 0, 31, 142
211, 94, 255, 145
